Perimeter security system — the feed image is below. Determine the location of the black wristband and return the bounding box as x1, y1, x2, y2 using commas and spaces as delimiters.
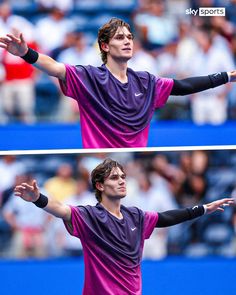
186, 205, 205, 219
33, 193, 48, 208
21, 47, 39, 64
208, 72, 228, 87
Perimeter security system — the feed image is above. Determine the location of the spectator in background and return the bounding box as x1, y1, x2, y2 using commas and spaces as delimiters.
35, 6, 75, 54
44, 162, 77, 202
210, 16, 235, 45
133, 0, 177, 51
2, 173, 49, 258
175, 19, 199, 77
127, 38, 157, 74
50, 31, 78, 61
188, 27, 235, 124
0, 155, 25, 197
150, 154, 185, 200
36, 0, 74, 12
178, 151, 208, 207
57, 31, 100, 66
0, 1, 37, 123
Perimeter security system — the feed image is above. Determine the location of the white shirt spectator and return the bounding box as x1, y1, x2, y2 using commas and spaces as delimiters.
0, 157, 25, 193
0, 15, 35, 43
189, 35, 235, 124
36, 0, 73, 11
3, 193, 48, 229
128, 46, 157, 74
58, 44, 100, 66
35, 13, 75, 53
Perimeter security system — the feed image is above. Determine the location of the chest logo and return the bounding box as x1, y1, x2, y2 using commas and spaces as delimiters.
131, 227, 136, 231
135, 93, 142, 97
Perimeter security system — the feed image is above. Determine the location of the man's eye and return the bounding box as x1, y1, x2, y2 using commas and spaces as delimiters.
116, 36, 124, 40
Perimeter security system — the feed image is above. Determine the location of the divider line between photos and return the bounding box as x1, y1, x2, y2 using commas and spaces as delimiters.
1, 145, 236, 155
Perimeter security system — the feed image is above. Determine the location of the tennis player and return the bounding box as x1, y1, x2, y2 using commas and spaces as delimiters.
14, 158, 235, 295
1, 18, 236, 148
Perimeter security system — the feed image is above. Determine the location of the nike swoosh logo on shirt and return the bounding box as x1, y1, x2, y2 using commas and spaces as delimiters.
131, 227, 136, 231
135, 93, 142, 97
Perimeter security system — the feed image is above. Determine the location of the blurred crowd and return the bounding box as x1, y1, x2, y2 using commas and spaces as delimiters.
0, 0, 236, 123
0, 150, 236, 259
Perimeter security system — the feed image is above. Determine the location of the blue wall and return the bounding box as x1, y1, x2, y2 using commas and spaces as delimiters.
1, 258, 236, 295
1, 121, 236, 150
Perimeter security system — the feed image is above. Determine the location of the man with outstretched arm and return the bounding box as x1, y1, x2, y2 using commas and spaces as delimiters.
14, 158, 235, 295
1, 18, 236, 148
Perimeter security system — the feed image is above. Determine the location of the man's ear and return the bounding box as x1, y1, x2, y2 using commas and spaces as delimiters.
101, 42, 109, 53
96, 182, 104, 192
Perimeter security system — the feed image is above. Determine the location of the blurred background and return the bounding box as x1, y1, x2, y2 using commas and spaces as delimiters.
0, 0, 236, 149
0, 150, 236, 294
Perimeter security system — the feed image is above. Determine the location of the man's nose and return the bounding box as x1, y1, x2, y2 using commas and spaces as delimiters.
119, 177, 125, 184
124, 36, 131, 43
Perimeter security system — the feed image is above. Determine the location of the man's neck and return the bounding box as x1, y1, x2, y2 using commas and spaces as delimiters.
100, 198, 123, 219
105, 59, 128, 83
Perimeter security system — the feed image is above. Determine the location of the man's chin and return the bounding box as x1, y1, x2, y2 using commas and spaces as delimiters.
115, 55, 132, 63
108, 194, 126, 200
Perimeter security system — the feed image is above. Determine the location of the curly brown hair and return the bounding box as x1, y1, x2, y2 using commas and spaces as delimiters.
97, 17, 132, 64
91, 158, 125, 202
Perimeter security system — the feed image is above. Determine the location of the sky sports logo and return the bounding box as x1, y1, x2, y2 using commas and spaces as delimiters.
186, 7, 225, 16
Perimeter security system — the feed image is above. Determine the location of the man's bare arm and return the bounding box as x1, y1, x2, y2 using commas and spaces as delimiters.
14, 180, 71, 221
34, 53, 66, 80
0, 33, 66, 80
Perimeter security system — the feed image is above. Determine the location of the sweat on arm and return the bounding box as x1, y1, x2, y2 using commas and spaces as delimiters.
171, 72, 229, 96
156, 205, 205, 228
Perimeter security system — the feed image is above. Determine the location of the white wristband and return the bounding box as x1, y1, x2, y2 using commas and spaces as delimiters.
203, 205, 208, 214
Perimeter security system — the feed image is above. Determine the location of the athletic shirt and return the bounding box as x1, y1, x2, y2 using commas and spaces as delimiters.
63, 204, 158, 295
59, 64, 174, 148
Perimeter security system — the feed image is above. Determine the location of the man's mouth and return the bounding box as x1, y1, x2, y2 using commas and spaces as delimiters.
118, 187, 126, 190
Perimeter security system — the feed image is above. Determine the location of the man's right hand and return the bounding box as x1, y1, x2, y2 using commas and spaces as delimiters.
1, 32, 66, 80
0, 33, 28, 56
14, 180, 40, 202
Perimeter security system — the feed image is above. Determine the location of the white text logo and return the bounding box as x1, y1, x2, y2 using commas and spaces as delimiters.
199, 7, 225, 16
185, 7, 225, 16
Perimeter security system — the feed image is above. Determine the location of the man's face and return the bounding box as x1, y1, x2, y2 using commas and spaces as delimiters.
98, 167, 127, 200
104, 26, 133, 62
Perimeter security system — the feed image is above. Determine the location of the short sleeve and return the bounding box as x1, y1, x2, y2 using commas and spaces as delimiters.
143, 211, 159, 239
58, 64, 84, 99
63, 206, 84, 238
154, 77, 174, 108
